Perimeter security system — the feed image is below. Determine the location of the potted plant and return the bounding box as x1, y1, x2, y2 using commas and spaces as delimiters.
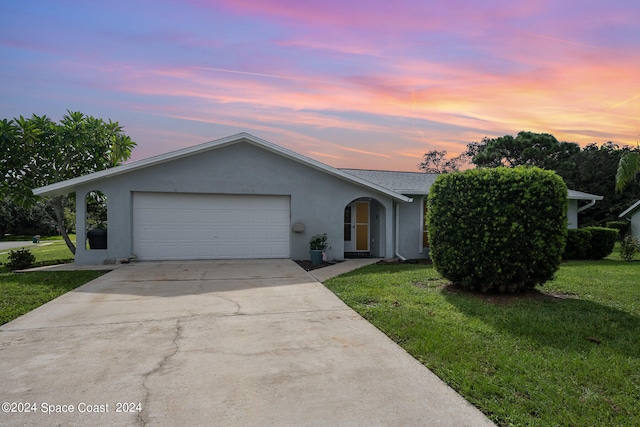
309, 233, 328, 265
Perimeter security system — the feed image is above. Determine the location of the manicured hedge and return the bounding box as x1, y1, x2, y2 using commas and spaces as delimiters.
427, 167, 567, 293
587, 227, 618, 259
563, 229, 591, 260
563, 227, 617, 260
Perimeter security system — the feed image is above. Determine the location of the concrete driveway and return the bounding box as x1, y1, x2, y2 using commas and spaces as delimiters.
0, 259, 495, 426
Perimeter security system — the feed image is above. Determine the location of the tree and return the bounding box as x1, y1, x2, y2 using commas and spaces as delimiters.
459, 131, 640, 226
470, 131, 580, 170
563, 142, 640, 225
0, 197, 58, 236
418, 150, 463, 173
0, 111, 136, 254
0, 198, 12, 238
615, 150, 640, 193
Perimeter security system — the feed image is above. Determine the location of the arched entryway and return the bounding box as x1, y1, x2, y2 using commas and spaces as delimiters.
343, 198, 385, 257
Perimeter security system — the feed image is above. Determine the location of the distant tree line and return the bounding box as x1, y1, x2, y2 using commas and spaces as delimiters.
419, 131, 640, 226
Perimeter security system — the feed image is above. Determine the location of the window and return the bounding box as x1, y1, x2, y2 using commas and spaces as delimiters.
344, 205, 352, 241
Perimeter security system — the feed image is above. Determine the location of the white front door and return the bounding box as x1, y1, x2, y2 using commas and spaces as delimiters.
344, 201, 369, 252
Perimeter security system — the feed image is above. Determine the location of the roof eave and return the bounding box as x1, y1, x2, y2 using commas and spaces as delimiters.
394, 190, 429, 196
619, 200, 640, 218
569, 195, 604, 201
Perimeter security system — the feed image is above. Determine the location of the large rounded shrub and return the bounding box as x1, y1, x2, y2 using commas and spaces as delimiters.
427, 167, 568, 293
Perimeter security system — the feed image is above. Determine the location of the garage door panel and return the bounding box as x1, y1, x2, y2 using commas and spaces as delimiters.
133, 193, 290, 260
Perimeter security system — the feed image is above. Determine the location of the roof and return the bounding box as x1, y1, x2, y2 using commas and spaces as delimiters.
340, 169, 438, 195
619, 200, 640, 218
32, 133, 411, 202
341, 170, 604, 201
568, 189, 604, 201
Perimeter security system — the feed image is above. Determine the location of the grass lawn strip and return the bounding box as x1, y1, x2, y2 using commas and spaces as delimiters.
324, 260, 640, 427
0, 271, 104, 325
1, 235, 104, 325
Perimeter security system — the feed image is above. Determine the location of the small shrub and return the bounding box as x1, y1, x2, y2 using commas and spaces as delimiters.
605, 221, 630, 241
585, 227, 617, 259
427, 166, 567, 293
6, 248, 36, 270
563, 229, 591, 260
309, 233, 328, 250
620, 235, 640, 261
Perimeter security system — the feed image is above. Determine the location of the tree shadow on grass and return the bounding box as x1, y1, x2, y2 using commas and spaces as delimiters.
442, 285, 640, 358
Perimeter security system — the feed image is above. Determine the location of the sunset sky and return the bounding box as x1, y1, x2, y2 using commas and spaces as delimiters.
1, 0, 639, 171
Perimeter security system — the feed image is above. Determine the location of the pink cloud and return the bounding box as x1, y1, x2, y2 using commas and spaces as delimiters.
196, 0, 553, 35
44, 13, 640, 168
117, 55, 639, 156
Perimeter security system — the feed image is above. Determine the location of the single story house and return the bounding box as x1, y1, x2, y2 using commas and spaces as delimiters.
567, 190, 603, 229
33, 133, 603, 265
619, 200, 640, 238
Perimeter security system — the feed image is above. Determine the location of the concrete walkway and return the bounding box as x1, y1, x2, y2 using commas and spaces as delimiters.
0, 259, 495, 426
308, 258, 381, 282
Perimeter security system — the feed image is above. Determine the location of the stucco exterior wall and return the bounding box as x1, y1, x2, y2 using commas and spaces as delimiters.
567, 200, 578, 229
396, 196, 429, 260
629, 212, 640, 239
74, 141, 396, 265
368, 201, 383, 258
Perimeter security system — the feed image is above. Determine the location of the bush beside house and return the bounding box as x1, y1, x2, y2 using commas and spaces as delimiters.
427, 167, 567, 293
563, 227, 618, 260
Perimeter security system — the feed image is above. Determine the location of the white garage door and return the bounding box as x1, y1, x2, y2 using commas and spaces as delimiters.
133, 193, 290, 260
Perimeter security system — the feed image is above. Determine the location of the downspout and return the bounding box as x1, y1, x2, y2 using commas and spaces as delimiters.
395, 202, 407, 261
577, 199, 597, 213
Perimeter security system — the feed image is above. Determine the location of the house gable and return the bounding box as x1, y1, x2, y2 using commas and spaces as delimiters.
33, 133, 409, 202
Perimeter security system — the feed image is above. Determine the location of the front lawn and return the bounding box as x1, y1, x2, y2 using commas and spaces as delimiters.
0, 235, 76, 268
325, 259, 640, 427
0, 236, 104, 325
0, 271, 105, 325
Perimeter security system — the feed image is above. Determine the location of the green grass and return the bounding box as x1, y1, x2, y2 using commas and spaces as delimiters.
0, 235, 76, 268
325, 257, 640, 426
0, 235, 104, 325
0, 270, 104, 325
